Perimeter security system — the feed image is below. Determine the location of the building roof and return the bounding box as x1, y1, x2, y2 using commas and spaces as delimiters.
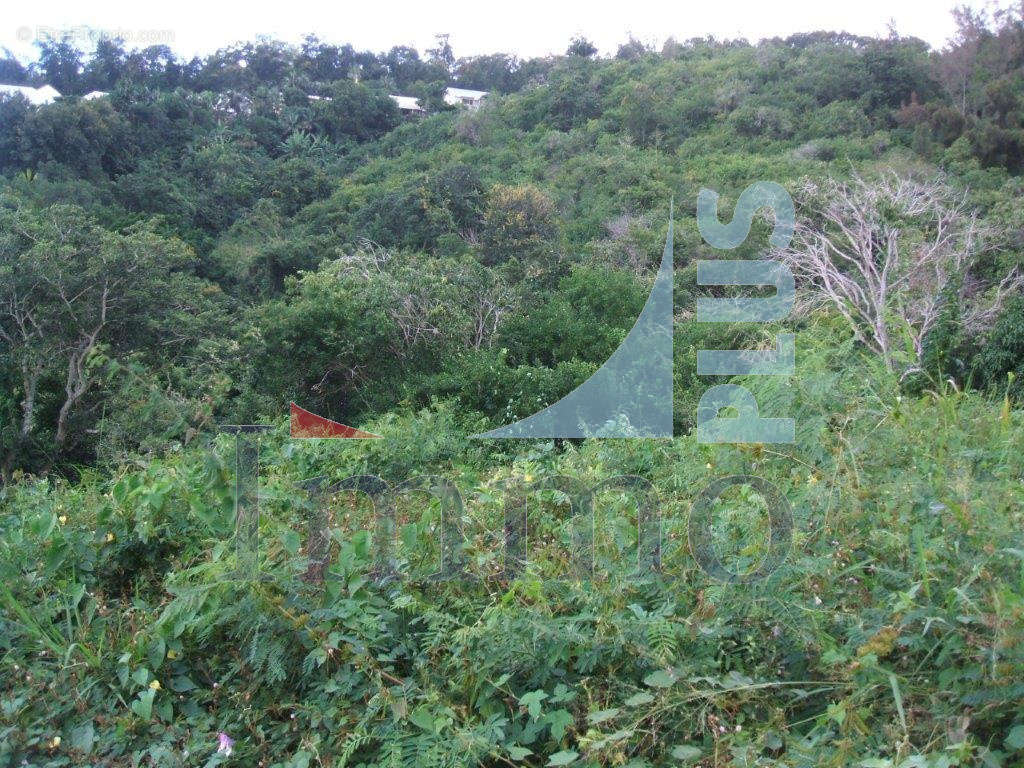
445, 87, 488, 100
0, 84, 61, 106
82, 91, 109, 101
389, 94, 424, 112
36, 85, 61, 102
444, 87, 488, 106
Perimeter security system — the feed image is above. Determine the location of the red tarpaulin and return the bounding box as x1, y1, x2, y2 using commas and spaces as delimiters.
290, 402, 382, 439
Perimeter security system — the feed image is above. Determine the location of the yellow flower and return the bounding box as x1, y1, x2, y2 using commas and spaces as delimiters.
58, 515, 68, 525
50, 736, 61, 748
705, 463, 712, 470
106, 532, 115, 543
808, 475, 818, 485
167, 649, 179, 660
524, 473, 533, 483
149, 679, 161, 691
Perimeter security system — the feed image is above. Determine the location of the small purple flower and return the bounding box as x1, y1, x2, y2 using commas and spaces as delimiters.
216, 732, 234, 757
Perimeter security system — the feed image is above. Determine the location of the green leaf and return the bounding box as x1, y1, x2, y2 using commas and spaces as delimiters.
546, 708, 574, 740
643, 669, 675, 688
170, 675, 197, 692
132, 667, 151, 686
588, 708, 620, 724
282, 529, 301, 555
507, 746, 533, 761
519, 689, 548, 719
762, 730, 784, 751
624, 692, 654, 707
492, 673, 512, 688
130, 689, 155, 721
550, 683, 576, 703
155, 696, 173, 722
671, 745, 702, 763
547, 750, 578, 766
721, 670, 753, 688
409, 705, 436, 732
147, 637, 166, 670
69, 722, 94, 753
821, 648, 849, 666
1006, 724, 1024, 751
827, 702, 846, 726
888, 674, 907, 734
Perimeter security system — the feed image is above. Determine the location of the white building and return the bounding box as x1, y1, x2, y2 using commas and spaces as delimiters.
82, 91, 109, 101
389, 94, 424, 115
444, 87, 488, 110
0, 84, 61, 106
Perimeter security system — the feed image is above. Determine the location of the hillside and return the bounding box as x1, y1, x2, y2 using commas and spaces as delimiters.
1, 12, 1024, 768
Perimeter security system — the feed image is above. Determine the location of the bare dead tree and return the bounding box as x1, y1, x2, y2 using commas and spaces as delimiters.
601, 213, 655, 276
469, 281, 517, 350
775, 173, 1024, 375
340, 238, 391, 277
388, 288, 443, 350
333, 240, 519, 361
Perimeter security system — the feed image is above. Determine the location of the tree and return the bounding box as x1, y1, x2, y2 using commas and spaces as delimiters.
383, 46, 433, 89
427, 34, 455, 77
243, 40, 294, 87
616, 37, 651, 60
311, 80, 400, 142
973, 296, 1024, 397
0, 49, 30, 85
0, 96, 30, 174
34, 36, 83, 95
84, 37, 127, 91
123, 45, 185, 89
776, 173, 1024, 375
938, 5, 990, 116
479, 184, 558, 266
19, 96, 135, 179
454, 53, 522, 92
298, 36, 357, 81
0, 200, 210, 474
566, 37, 598, 57
861, 37, 939, 114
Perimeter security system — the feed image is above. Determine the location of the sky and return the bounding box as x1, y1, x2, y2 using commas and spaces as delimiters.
0, 0, 1006, 63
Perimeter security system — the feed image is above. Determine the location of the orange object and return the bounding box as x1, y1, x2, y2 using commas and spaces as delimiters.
290, 402, 381, 439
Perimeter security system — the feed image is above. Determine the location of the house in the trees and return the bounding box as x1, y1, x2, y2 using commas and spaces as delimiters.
389, 89, 488, 116
0, 84, 61, 106
389, 94, 425, 116
444, 87, 488, 110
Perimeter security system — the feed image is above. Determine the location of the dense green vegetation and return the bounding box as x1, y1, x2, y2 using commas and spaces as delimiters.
1, 6, 1024, 767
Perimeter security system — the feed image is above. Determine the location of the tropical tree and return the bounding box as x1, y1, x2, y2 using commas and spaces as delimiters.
479, 183, 558, 266
0, 200, 213, 474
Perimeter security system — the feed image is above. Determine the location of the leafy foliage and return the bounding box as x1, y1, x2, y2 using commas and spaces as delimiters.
1, 15, 1024, 768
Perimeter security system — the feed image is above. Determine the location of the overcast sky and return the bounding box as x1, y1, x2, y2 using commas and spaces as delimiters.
1, 0, 1006, 62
